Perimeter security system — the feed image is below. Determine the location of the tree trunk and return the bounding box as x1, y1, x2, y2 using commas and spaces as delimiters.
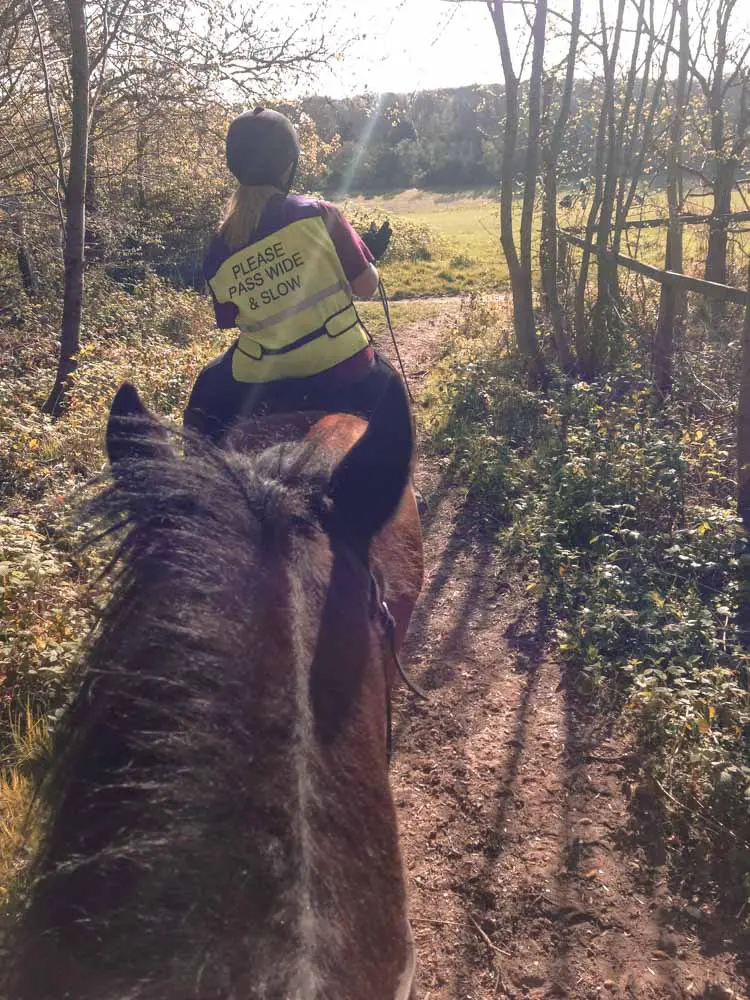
737, 262, 750, 648
85, 115, 101, 261
539, 77, 554, 319
574, 0, 626, 379
489, 0, 545, 382
705, 157, 734, 288
612, 0, 677, 255
654, 232, 682, 394
43, 0, 89, 418
574, 105, 607, 377
590, 0, 629, 366
519, 0, 546, 282
540, 157, 574, 371
654, 0, 688, 397
518, 0, 547, 381
12, 213, 39, 299
539, 0, 579, 373
703, 0, 733, 316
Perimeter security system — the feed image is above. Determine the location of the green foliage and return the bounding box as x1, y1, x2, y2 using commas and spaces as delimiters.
424, 294, 539, 519
343, 203, 450, 263
0, 514, 89, 715
427, 294, 749, 898
304, 87, 507, 195
0, 265, 225, 758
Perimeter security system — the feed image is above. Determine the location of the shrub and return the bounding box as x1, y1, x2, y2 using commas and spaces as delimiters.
0, 265, 234, 896
0, 268, 224, 737
341, 204, 450, 263
426, 294, 749, 905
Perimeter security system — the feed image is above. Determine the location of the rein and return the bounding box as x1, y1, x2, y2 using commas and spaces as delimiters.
355, 278, 414, 405
369, 572, 426, 763
377, 279, 414, 405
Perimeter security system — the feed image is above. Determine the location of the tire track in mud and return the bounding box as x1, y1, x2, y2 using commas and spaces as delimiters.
374, 306, 748, 1000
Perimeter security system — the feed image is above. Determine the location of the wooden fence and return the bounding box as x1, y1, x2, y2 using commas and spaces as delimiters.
557, 218, 750, 537
565, 209, 750, 235
557, 228, 750, 306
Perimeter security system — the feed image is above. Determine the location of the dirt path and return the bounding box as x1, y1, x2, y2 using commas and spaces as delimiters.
373, 307, 748, 1000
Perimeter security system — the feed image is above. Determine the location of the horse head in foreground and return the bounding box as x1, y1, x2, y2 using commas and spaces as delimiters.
9, 379, 423, 1000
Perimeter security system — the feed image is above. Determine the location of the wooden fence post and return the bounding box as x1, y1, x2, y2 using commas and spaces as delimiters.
654, 229, 676, 395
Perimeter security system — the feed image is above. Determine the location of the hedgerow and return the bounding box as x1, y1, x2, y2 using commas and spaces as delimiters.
425, 293, 750, 905
0, 260, 228, 900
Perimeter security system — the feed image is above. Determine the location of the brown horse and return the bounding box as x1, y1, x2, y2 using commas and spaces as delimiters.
7, 376, 423, 1000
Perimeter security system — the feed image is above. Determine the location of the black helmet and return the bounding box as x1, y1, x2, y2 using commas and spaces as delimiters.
226, 108, 300, 188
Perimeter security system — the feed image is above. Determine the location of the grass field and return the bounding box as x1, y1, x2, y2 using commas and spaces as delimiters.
343, 190, 507, 297
342, 186, 750, 300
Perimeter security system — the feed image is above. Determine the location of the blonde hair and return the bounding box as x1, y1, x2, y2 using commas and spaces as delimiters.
218, 184, 283, 251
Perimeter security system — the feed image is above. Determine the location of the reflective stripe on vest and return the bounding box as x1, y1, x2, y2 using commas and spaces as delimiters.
208, 215, 370, 384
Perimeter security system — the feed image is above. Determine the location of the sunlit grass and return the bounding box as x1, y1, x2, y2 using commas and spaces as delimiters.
356, 297, 445, 337
0, 769, 35, 891
342, 185, 750, 299
3, 705, 52, 772
343, 190, 507, 296
0, 705, 50, 904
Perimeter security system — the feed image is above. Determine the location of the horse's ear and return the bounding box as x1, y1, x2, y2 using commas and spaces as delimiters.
328, 376, 413, 540
106, 383, 173, 468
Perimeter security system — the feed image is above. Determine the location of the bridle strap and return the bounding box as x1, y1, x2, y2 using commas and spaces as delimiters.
369, 573, 427, 765
370, 574, 427, 700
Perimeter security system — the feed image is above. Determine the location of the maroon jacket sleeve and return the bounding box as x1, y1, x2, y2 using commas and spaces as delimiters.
318, 202, 374, 282
203, 235, 238, 329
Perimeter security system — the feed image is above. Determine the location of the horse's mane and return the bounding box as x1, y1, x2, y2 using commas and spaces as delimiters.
11, 426, 352, 1000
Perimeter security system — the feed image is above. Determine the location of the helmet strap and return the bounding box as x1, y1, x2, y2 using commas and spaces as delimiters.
281, 157, 299, 195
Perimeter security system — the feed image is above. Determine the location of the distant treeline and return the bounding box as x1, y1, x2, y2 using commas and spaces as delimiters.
284, 81, 745, 196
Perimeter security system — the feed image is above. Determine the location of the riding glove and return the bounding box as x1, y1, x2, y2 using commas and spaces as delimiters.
360, 220, 392, 261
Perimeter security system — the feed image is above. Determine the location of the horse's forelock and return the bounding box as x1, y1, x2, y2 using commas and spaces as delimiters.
87, 429, 339, 574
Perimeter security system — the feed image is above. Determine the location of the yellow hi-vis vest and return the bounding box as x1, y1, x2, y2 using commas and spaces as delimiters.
209, 216, 370, 383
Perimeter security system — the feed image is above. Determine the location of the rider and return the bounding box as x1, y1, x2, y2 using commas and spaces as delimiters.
184, 107, 405, 442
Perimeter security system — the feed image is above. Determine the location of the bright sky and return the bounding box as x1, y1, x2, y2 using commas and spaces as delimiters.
304, 0, 750, 100
311, 1, 503, 98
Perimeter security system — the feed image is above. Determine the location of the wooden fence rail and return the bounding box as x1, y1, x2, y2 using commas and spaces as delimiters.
563, 209, 750, 234
557, 228, 750, 306
618, 209, 750, 232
